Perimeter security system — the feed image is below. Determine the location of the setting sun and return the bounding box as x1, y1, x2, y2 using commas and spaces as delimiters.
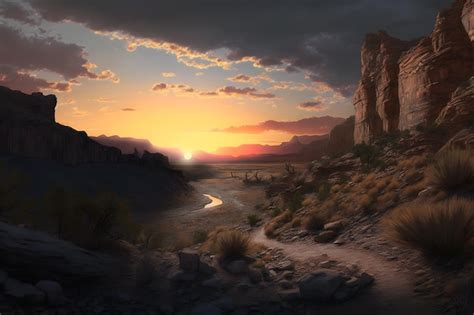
183, 152, 193, 160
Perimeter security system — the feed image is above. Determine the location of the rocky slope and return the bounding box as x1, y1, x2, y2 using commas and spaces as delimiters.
354, 0, 473, 143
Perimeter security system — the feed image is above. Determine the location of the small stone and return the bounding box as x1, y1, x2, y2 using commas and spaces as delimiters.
178, 249, 200, 272
248, 268, 263, 284
323, 220, 344, 232
318, 260, 334, 268
226, 260, 248, 274
279, 280, 293, 289
358, 273, 375, 288
345, 277, 360, 288
4, 278, 45, 304
35, 280, 65, 305
334, 238, 345, 245
277, 260, 295, 271
280, 271, 294, 280
199, 261, 216, 276
202, 276, 223, 290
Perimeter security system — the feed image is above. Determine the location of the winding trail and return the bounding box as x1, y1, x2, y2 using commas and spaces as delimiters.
252, 228, 441, 315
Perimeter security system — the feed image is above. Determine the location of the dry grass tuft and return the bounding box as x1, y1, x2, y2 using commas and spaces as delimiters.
385, 198, 474, 257
303, 209, 330, 231
215, 230, 251, 261
430, 149, 474, 193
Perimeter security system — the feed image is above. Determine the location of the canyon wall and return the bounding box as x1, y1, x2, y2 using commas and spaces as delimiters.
0, 85, 170, 168
354, 0, 474, 143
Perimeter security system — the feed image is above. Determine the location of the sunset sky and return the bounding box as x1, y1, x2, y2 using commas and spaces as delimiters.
0, 0, 450, 152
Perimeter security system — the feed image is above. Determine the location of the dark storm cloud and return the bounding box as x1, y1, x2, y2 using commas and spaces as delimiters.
27, 0, 451, 96
0, 1, 38, 25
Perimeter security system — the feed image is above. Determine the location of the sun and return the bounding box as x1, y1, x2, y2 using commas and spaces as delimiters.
183, 152, 193, 160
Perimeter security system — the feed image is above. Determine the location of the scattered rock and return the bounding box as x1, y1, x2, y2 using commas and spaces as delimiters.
202, 276, 223, 290
279, 280, 293, 289
299, 270, 346, 301
199, 261, 216, 276
323, 220, 344, 232
248, 268, 263, 284
318, 260, 335, 268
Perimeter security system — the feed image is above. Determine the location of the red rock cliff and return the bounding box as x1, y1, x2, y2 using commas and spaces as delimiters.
354, 0, 473, 143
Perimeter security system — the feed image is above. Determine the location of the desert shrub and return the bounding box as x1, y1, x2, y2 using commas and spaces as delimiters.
41, 189, 140, 249
247, 214, 260, 227
264, 221, 278, 238
317, 182, 331, 201
193, 230, 208, 244
304, 210, 329, 231
353, 143, 380, 169
386, 198, 474, 257
135, 254, 158, 288
430, 149, 474, 193
288, 191, 304, 212
274, 209, 293, 225
291, 217, 302, 227
215, 230, 250, 261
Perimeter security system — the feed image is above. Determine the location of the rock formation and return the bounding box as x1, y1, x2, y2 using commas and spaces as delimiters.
354, 0, 474, 143
326, 116, 355, 156
353, 32, 414, 143
0, 85, 171, 168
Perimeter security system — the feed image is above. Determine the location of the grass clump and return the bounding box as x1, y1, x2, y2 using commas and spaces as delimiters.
215, 230, 250, 261
430, 149, 474, 193
304, 210, 330, 231
386, 198, 474, 257
317, 182, 331, 201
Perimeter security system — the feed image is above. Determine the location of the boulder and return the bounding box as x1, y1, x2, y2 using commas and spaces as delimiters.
4, 278, 45, 304
178, 249, 200, 272
0, 222, 115, 283
299, 270, 346, 301
226, 260, 248, 275
35, 280, 66, 306
314, 231, 337, 243
323, 220, 344, 232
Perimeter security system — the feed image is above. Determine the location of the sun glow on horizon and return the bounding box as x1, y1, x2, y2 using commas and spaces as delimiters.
183, 152, 193, 160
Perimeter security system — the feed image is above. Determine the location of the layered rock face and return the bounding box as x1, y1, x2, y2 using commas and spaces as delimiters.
463, 0, 473, 41
354, 0, 474, 143
353, 32, 413, 143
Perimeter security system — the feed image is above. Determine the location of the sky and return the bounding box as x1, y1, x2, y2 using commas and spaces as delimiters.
0, 0, 451, 153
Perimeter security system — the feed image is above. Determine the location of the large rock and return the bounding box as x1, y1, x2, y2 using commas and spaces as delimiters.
398, 0, 473, 131
35, 280, 66, 305
327, 116, 355, 155
299, 270, 346, 301
4, 278, 45, 304
178, 249, 200, 272
0, 221, 115, 283
435, 77, 474, 132
354, 32, 413, 144
353, 0, 474, 143
438, 128, 474, 153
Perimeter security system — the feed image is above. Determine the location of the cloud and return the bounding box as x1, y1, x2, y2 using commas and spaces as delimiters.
219, 86, 275, 99
152, 82, 275, 99
161, 72, 176, 78
216, 116, 345, 135
121, 107, 136, 111
0, 24, 118, 93
0, 65, 72, 93
27, 0, 451, 96
298, 101, 324, 111
0, 1, 38, 25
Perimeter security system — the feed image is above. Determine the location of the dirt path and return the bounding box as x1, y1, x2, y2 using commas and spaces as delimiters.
252, 228, 442, 315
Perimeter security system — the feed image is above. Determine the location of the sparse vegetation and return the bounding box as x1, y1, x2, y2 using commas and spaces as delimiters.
304, 210, 330, 231
317, 182, 331, 201
215, 230, 250, 261
192, 230, 208, 244
353, 143, 380, 170
430, 149, 474, 193
247, 214, 260, 227
386, 198, 474, 257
